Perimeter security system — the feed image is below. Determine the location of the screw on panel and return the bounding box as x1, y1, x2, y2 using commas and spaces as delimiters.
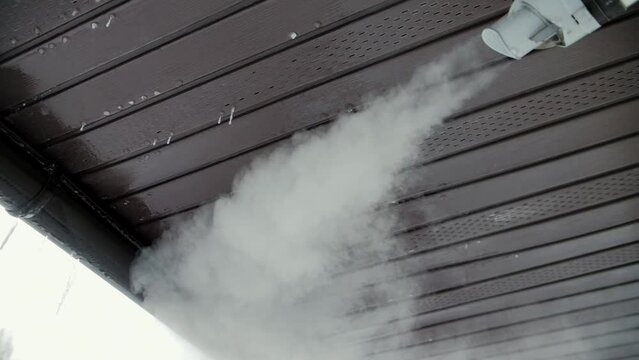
289, 32, 298, 39
91, 22, 99, 29
229, 107, 235, 125
106, 14, 115, 27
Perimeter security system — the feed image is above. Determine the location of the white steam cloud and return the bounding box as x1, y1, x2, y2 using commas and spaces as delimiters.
0, 329, 13, 360
131, 44, 496, 360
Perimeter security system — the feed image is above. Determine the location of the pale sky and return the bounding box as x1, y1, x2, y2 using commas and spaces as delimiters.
0, 206, 208, 360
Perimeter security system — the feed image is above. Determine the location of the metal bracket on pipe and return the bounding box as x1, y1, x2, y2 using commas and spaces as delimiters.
7, 165, 60, 219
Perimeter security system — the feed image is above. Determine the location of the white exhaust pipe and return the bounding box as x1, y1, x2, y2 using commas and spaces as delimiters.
481, 0, 637, 60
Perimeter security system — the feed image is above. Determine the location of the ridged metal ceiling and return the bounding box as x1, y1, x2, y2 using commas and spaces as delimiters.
1, 0, 638, 358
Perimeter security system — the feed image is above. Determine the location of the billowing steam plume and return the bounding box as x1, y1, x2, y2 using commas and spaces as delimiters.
131, 44, 496, 360
0, 329, 13, 360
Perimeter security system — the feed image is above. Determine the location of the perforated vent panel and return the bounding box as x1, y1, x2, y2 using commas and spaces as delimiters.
420, 60, 639, 162
400, 167, 639, 254
244, 1, 502, 99
396, 242, 639, 315
388, 298, 639, 358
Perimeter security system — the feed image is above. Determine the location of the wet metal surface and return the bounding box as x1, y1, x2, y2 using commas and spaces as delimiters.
1, 0, 639, 358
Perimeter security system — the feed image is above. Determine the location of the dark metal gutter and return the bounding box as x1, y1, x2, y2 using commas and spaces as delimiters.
0, 121, 140, 297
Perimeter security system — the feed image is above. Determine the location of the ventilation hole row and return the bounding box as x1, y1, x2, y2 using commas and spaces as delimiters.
413, 243, 639, 312
400, 168, 639, 253
210, 0, 501, 113
420, 60, 639, 159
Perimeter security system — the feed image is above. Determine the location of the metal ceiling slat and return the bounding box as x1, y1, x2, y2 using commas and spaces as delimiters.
357, 276, 638, 354
356, 242, 639, 335
41, 0, 512, 175
494, 322, 639, 360
601, 356, 639, 360
373, 300, 639, 360
349, 220, 639, 298
395, 135, 639, 232
466, 318, 639, 359
345, 196, 639, 282
397, 167, 639, 257
365, 264, 639, 344
86, 137, 259, 200
322, 235, 639, 345
4, 0, 398, 144
348, 223, 639, 310
482, 330, 639, 360
558, 344, 639, 360
0, 0, 253, 110
0, 0, 123, 58
374, 311, 639, 360
79, 58, 639, 203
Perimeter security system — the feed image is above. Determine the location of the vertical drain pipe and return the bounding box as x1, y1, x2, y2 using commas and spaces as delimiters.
0, 123, 141, 298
